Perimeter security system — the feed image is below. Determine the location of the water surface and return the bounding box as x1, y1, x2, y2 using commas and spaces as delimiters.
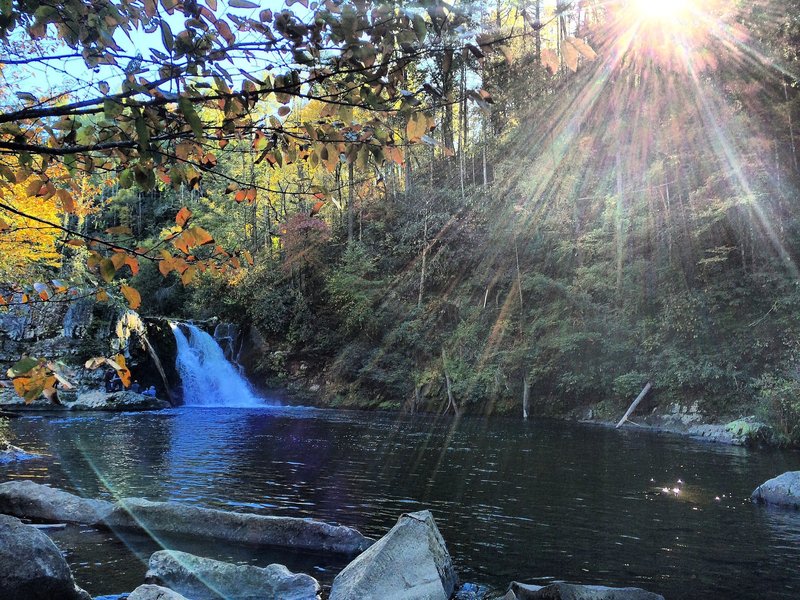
2, 407, 800, 598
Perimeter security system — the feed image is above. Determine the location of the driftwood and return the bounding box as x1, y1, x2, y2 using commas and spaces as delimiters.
615, 382, 652, 429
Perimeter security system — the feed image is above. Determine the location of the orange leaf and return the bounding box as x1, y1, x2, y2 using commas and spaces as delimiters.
176, 206, 193, 227
121, 285, 141, 309
56, 189, 76, 213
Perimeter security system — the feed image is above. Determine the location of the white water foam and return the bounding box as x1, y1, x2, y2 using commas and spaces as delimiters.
170, 322, 267, 407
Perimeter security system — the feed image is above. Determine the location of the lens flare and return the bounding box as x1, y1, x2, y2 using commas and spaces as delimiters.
631, 0, 692, 21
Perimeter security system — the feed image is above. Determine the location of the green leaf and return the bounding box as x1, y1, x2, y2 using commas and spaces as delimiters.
179, 97, 203, 138
412, 14, 427, 43
229, 0, 258, 8
119, 168, 134, 189
8, 357, 38, 377
103, 99, 125, 121
160, 20, 174, 52
100, 258, 117, 283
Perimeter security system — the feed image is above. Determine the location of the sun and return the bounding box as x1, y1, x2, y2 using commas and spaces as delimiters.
630, 0, 693, 22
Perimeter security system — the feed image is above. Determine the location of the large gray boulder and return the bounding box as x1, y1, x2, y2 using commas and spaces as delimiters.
127, 583, 189, 600
0, 480, 114, 525
329, 510, 457, 600
0, 480, 372, 555
0, 514, 90, 600
751, 471, 800, 509
503, 582, 665, 600
106, 497, 372, 554
145, 550, 320, 600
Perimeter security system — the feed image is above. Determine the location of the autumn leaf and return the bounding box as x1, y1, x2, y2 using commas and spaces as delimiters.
121, 284, 142, 309
561, 42, 579, 72
176, 206, 193, 227
541, 48, 560, 74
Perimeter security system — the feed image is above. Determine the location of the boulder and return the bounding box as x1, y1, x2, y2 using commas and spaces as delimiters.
329, 510, 457, 600
69, 390, 170, 411
105, 496, 372, 554
0, 480, 114, 525
0, 442, 39, 464
751, 471, 800, 509
145, 550, 320, 600
0, 514, 90, 600
127, 584, 189, 600
0, 480, 372, 555
504, 582, 665, 600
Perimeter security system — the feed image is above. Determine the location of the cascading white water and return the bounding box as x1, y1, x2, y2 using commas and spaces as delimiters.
170, 322, 264, 407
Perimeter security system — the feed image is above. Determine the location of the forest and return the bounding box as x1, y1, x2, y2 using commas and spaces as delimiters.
4, 2, 800, 600
2, 0, 800, 443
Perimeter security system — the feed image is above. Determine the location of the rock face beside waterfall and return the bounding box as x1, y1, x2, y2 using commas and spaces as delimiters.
329, 510, 457, 600
145, 550, 321, 600
0, 480, 373, 555
0, 514, 91, 600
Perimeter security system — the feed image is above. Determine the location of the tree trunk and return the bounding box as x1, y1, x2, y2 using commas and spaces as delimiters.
348, 161, 355, 245
418, 214, 428, 308
441, 349, 461, 417
522, 375, 531, 419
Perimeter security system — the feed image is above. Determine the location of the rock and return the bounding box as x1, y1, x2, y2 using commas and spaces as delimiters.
0, 389, 170, 412
145, 550, 320, 600
0, 480, 372, 555
106, 497, 372, 555
0, 480, 115, 525
329, 510, 457, 600
127, 584, 189, 600
68, 390, 170, 411
0, 442, 39, 464
505, 582, 665, 600
0, 514, 90, 600
751, 471, 800, 509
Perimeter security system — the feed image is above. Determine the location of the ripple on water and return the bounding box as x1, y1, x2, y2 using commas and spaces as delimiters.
2, 410, 800, 599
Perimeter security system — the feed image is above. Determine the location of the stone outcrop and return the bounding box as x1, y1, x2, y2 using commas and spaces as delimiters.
145, 550, 320, 600
0, 480, 372, 555
0, 389, 170, 412
329, 510, 457, 600
503, 582, 665, 600
0, 514, 91, 600
68, 390, 170, 411
127, 583, 190, 600
751, 471, 800, 509
105, 497, 372, 554
0, 480, 115, 524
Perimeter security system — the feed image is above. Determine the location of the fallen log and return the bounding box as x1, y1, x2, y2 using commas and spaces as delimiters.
615, 382, 652, 429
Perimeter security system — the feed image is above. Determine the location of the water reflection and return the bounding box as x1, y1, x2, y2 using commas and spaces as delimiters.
2, 409, 800, 598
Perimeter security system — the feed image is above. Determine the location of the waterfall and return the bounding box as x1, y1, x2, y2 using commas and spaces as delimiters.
170, 322, 265, 407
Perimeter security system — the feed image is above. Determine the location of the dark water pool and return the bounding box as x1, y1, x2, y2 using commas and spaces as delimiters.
2, 407, 800, 598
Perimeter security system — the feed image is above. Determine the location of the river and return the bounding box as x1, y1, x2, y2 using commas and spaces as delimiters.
2, 407, 800, 598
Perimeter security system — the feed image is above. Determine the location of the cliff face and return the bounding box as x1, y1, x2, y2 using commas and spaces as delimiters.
0, 303, 181, 405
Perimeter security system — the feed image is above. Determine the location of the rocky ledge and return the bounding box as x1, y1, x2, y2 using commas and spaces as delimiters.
0, 480, 372, 555
751, 471, 800, 510
0, 388, 170, 412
